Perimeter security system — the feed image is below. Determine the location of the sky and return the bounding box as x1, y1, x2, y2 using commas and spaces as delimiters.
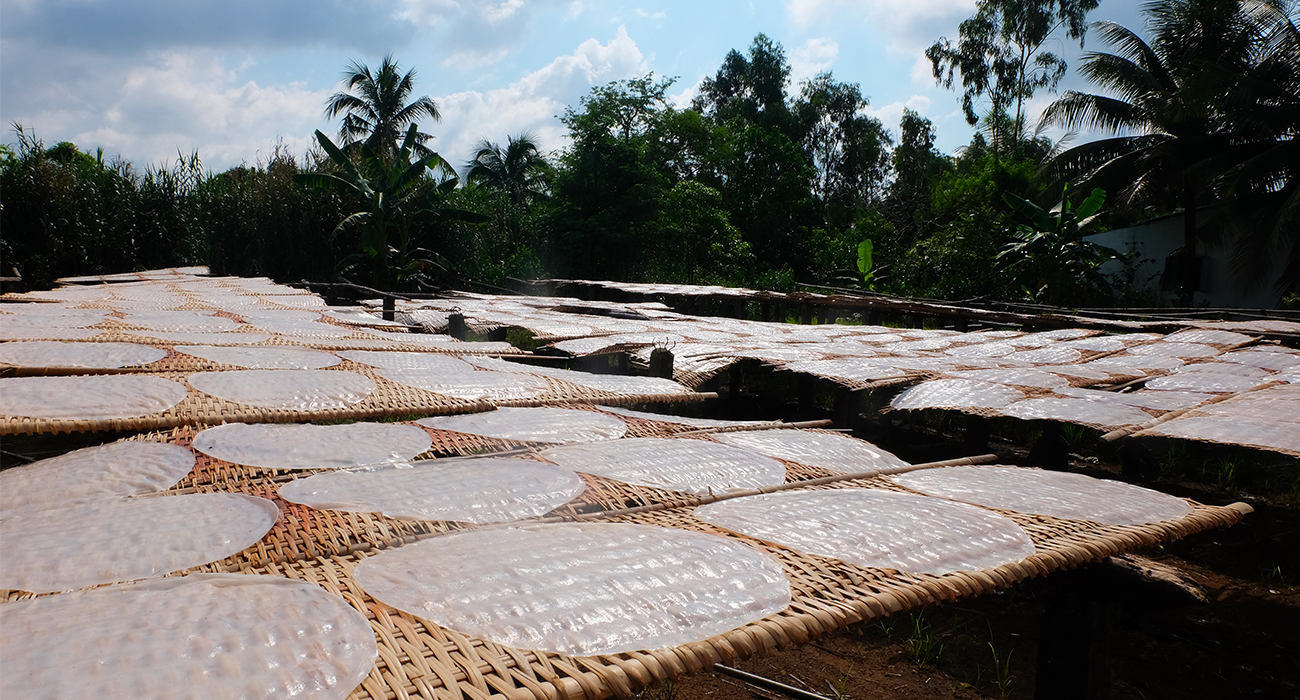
0, 0, 1148, 174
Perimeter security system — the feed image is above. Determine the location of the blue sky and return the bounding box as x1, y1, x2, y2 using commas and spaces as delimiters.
0, 1, 1147, 173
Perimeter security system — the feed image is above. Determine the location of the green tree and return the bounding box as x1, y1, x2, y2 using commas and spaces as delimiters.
999, 184, 1120, 303
927, 0, 1100, 156
464, 133, 552, 206
324, 55, 441, 161
885, 109, 954, 249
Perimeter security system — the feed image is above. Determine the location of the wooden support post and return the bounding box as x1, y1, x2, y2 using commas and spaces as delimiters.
649, 348, 674, 379
776, 302, 787, 323
382, 296, 395, 322
825, 307, 839, 324
1028, 421, 1069, 471
800, 303, 813, 325
447, 313, 468, 340
487, 327, 509, 341
954, 314, 969, 332
729, 364, 743, 403
797, 373, 814, 417
867, 308, 882, 326
616, 352, 629, 374
963, 415, 991, 453
818, 305, 830, 324
761, 300, 772, 322
1035, 578, 1113, 700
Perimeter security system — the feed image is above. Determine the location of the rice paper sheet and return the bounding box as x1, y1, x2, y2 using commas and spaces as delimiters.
694, 489, 1034, 574
192, 421, 432, 471
418, 407, 627, 444
121, 330, 272, 345
1055, 387, 1213, 411
1145, 415, 1300, 453
1, 375, 188, 420
891, 379, 1025, 411
0, 493, 278, 592
0, 307, 109, 325
1162, 329, 1254, 346
1220, 350, 1300, 372
1144, 373, 1264, 393
539, 437, 787, 496
0, 340, 166, 369
353, 522, 791, 656
713, 430, 909, 474
0, 326, 102, 341
122, 311, 239, 333
1129, 342, 1219, 358
1087, 354, 1184, 370
0, 573, 376, 700
1003, 398, 1153, 428
1174, 362, 1270, 377
1, 442, 195, 514
175, 345, 340, 369
782, 359, 908, 384
337, 350, 476, 372
247, 318, 354, 338
889, 466, 1192, 525
596, 405, 774, 428
946, 368, 1071, 390
278, 457, 585, 523
1004, 346, 1082, 364
1061, 336, 1127, 352
469, 359, 694, 396
377, 367, 548, 401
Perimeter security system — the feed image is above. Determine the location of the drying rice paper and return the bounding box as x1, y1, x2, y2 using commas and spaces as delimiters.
192, 421, 432, 470
890, 465, 1192, 525
121, 311, 239, 333
1, 375, 187, 420
946, 368, 1071, 390
0, 340, 166, 368
0, 573, 377, 700
278, 457, 585, 523
1003, 398, 1152, 428
890, 379, 1024, 411
176, 345, 340, 369
713, 430, 909, 474
187, 370, 373, 409
338, 350, 476, 372
694, 489, 1034, 574
0, 326, 102, 341
121, 330, 271, 345
1, 441, 194, 513
377, 367, 548, 401
0, 493, 278, 592
353, 522, 791, 655
1128, 342, 1219, 358
1144, 373, 1264, 393
596, 405, 773, 428
418, 407, 627, 443
540, 437, 787, 496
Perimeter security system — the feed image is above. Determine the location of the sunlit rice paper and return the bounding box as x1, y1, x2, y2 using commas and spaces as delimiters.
120, 330, 272, 345
353, 522, 791, 656
694, 489, 1035, 574
1, 375, 188, 420
889, 465, 1192, 525
1003, 397, 1152, 428
377, 367, 548, 400
192, 421, 432, 470
0, 441, 195, 513
0, 493, 278, 592
121, 311, 239, 333
946, 368, 1071, 390
175, 345, 341, 369
713, 429, 909, 474
337, 350, 477, 372
278, 457, 586, 523
187, 369, 374, 409
890, 378, 1025, 411
540, 437, 787, 496
418, 406, 627, 443
0, 340, 166, 368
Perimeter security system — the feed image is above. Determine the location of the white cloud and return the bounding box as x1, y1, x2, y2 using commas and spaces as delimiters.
865, 94, 933, 131
398, 0, 464, 27
634, 8, 666, 20
789, 37, 838, 86
785, 0, 975, 52
433, 26, 649, 167
911, 52, 937, 85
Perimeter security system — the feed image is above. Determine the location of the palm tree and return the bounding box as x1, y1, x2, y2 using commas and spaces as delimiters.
325, 55, 441, 161
1041, 0, 1299, 294
464, 133, 552, 206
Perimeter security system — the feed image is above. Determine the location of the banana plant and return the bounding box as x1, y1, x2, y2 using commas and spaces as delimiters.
296, 123, 487, 290
997, 184, 1122, 305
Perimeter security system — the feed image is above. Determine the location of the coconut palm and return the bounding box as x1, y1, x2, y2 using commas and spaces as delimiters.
325, 55, 441, 161
1041, 0, 1299, 293
464, 133, 552, 206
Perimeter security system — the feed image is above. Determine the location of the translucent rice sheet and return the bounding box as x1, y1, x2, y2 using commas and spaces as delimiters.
1, 375, 188, 420
0, 340, 166, 369
322, 308, 407, 327
1087, 354, 1184, 370
1032, 328, 1095, 340
596, 405, 774, 428
192, 421, 433, 469
0, 307, 108, 325
337, 350, 476, 372
418, 407, 627, 443
945, 342, 1016, 358
890, 465, 1192, 525
1056, 387, 1213, 411
0, 326, 102, 341
176, 345, 340, 369
1, 442, 195, 513
782, 359, 908, 383
551, 337, 623, 355
1061, 336, 1127, 352
1003, 398, 1152, 428
468, 359, 694, 396
694, 489, 1034, 574
947, 368, 1071, 390
353, 522, 791, 655
1, 573, 374, 700
121, 311, 239, 333
891, 379, 1025, 411
188, 370, 374, 410
1004, 346, 1082, 364
240, 309, 323, 323
360, 329, 461, 345
1043, 365, 1117, 381
279, 457, 585, 523
1174, 361, 1271, 377
248, 318, 354, 338
732, 346, 826, 362
1162, 329, 1253, 346
377, 367, 548, 401
1220, 350, 1300, 372
259, 294, 326, 309
123, 328, 273, 346
1129, 342, 1219, 358
713, 430, 909, 474
1144, 373, 1264, 393
539, 437, 787, 496
0, 493, 278, 592
1148, 415, 1300, 452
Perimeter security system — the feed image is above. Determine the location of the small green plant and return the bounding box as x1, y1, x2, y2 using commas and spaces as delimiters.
1061, 423, 1090, 451
1261, 565, 1288, 589
988, 642, 1015, 700
902, 613, 944, 666
826, 666, 854, 700
875, 618, 895, 637
1215, 457, 1239, 488
1160, 443, 1192, 480
856, 239, 875, 290
634, 679, 675, 700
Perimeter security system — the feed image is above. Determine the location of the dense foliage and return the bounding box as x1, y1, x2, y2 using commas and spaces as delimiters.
3, 2, 1295, 305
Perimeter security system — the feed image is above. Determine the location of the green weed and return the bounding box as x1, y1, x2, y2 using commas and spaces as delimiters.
634, 679, 675, 700
988, 642, 1015, 700
902, 613, 944, 666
